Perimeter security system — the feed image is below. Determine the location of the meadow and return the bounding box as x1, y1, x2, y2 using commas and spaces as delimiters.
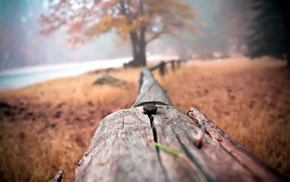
0, 57, 289, 181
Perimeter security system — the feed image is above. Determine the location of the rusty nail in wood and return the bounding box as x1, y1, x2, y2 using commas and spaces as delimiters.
143, 104, 158, 115
195, 125, 206, 148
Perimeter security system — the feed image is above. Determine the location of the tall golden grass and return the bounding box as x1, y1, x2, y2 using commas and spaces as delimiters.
0, 57, 289, 181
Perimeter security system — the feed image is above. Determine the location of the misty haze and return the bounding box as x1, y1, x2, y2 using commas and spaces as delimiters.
0, 0, 289, 182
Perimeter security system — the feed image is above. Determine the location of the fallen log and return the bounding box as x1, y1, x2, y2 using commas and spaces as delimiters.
133, 68, 172, 107
75, 62, 286, 182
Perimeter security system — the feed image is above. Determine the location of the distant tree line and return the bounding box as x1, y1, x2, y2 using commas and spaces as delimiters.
246, 0, 290, 67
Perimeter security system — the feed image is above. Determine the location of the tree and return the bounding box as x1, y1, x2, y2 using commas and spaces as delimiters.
40, 0, 195, 67
279, 0, 290, 67
246, 0, 289, 66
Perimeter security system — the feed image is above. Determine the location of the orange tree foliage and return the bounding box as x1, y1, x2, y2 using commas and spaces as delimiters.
40, 0, 195, 66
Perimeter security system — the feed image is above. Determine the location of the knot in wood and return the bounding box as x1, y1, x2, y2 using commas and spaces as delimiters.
143, 104, 157, 115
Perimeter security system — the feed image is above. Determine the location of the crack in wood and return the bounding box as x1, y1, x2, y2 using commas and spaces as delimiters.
186, 107, 286, 182
218, 143, 262, 181
149, 115, 158, 144
147, 81, 156, 93
172, 127, 213, 182
147, 113, 170, 182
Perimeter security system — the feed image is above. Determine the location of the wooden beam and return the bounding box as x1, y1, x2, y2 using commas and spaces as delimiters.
133, 68, 172, 107
187, 107, 285, 182
75, 106, 285, 181
75, 61, 286, 182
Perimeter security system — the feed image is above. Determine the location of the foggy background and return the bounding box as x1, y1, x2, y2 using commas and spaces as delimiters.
0, 0, 133, 70
0, 0, 266, 70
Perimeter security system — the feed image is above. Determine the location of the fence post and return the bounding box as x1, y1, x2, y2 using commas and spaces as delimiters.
158, 61, 167, 76
177, 60, 181, 69
171, 60, 176, 72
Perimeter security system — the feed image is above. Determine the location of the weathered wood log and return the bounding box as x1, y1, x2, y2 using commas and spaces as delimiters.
133, 68, 172, 107
170, 60, 176, 72
75, 61, 286, 182
187, 107, 285, 182
75, 105, 285, 181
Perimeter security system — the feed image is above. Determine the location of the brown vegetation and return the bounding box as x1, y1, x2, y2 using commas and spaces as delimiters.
0, 57, 289, 181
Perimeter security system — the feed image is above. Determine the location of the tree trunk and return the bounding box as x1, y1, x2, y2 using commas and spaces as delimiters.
280, 0, 290, 68
133, 67, 172, 107
128, 32, 147, 67
138, 41, 147, 66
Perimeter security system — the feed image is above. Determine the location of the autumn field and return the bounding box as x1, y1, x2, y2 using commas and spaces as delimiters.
0, 57, 289, 181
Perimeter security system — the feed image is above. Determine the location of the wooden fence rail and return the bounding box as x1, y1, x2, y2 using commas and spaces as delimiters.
73, 60, 286, 182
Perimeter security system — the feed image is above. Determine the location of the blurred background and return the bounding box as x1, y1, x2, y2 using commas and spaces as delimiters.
0, 0, 288, 90
0, 0, 129, 69
0, 0, 287, 70
0, 1, 289, 181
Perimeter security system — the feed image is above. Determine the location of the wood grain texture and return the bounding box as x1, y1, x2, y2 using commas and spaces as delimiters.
75, 61, 285, 182
133, 68, 172, 107
187, 107, 285, 182
152, 106, 259, 182
75, 107, 166, 182
75, 106, 285, 182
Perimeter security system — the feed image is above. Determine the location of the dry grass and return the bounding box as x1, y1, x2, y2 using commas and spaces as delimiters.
0, 68, 140, 181
0, 57, 289, 181
156, 57, 290, 176
0, 68, 141, 106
